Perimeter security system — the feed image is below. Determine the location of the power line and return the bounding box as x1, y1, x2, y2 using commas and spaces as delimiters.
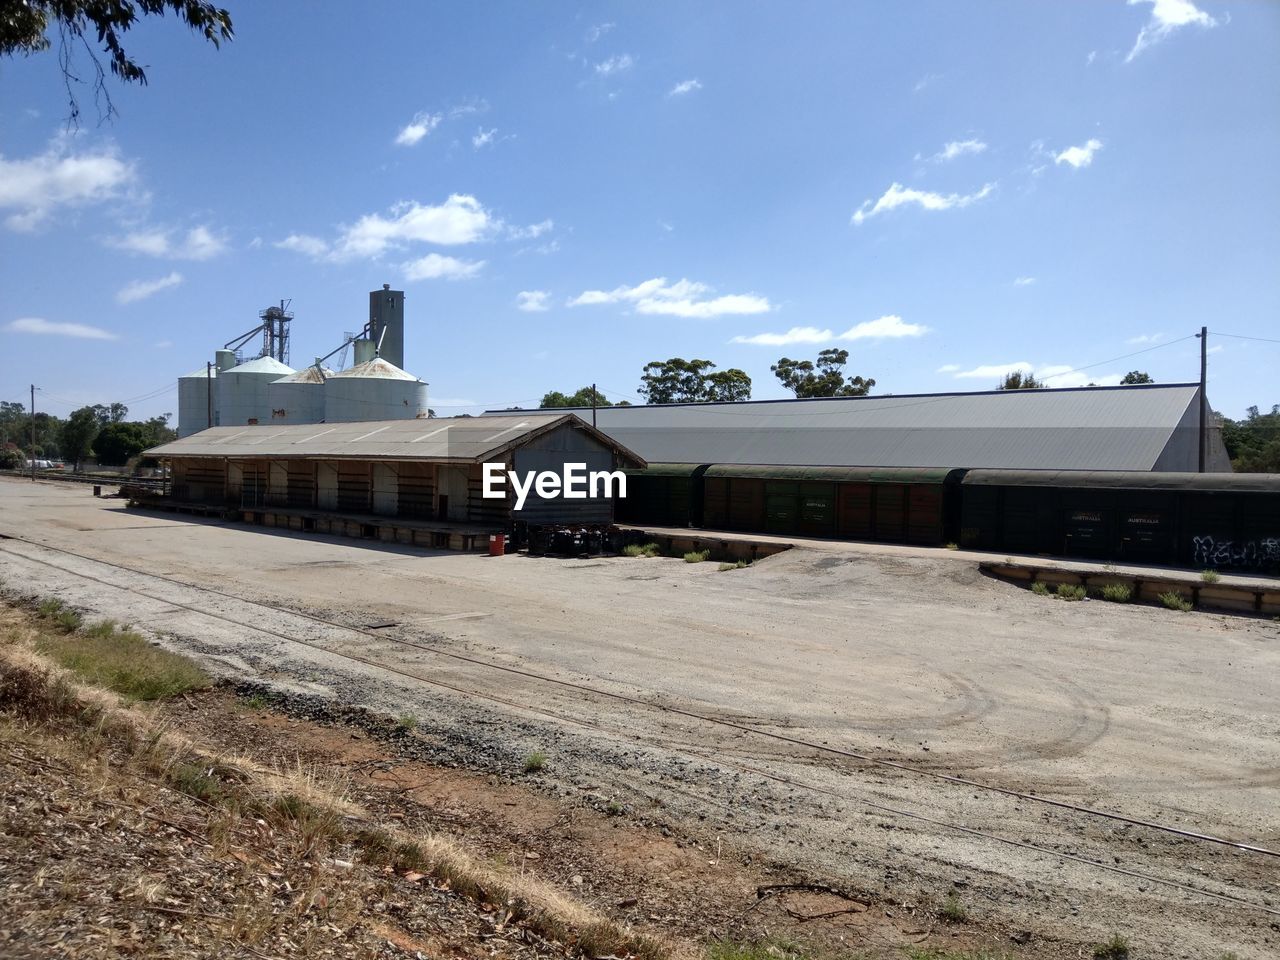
1214, 332, 1280, 345
1037, 334, 1197, 382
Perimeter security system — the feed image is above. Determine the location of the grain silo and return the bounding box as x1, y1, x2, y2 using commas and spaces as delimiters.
217, 355, 295, 427
324, 357, 428, 423
267, 363, 333, 424
177, 366, 216, 438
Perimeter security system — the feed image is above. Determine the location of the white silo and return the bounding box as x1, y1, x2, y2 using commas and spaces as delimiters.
267, 363, 333, 425
177, 365, 217, 437
217, 355, 295, 426
324, 357, 428, 423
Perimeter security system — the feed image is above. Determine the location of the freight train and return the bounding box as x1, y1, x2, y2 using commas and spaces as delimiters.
616, 464, 1280, 573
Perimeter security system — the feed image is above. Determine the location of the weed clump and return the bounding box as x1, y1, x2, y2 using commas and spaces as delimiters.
1056, 583, 1087, 601
683, 549, 711, 564
1158, 590, 1193, 612
717, 559, 751, 572
1030, 581, 1051, 597
1093, 933, 1130, 959
36, 620, 208, 702
621, 543, 660, 558
523, 751, 546, 773
1100, 583, 1132, 603
1200, 569, 1221, 584
939, 891, 968, 923
394, 713, 417, 733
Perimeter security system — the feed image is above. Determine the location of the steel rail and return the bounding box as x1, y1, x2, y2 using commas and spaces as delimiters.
2, 536, 1279, 919
1, 530, 1278, 865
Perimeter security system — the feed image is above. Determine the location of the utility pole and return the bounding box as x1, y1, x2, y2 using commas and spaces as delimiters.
591, 382, 598, 429
206, 361, 213, 429
29, 384, 36, 482
1197, 326, 1207, 473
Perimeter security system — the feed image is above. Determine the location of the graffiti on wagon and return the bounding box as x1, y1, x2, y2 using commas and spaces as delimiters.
1191, 535, 1280, 569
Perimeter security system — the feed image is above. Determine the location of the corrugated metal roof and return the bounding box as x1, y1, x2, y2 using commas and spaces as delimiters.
962, 469, 1280, 491
146, 414, 645, 466
490, 385, 1206, 471
226, 355, 295, 376
328, 358, 421, 381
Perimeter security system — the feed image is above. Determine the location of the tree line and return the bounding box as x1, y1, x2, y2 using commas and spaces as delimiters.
0, 402, 176, 471
539, 348, 873, 408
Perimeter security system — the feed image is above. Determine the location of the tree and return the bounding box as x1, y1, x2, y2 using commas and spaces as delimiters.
540, 387, 613, 409
704, 369, 752, 402
91, 402, 129, 424
638, 358, 752, 404
997, 371, 1045, 390
772, 349, 874, 398
61, 406, 100, 470
1221, 404, 1280, 473
1120, 371, 1154, 385
0, 1, 234, 124
94, 421, 149, 465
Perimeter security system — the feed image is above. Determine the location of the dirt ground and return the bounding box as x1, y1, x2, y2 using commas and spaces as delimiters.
1, 478, 1277, 958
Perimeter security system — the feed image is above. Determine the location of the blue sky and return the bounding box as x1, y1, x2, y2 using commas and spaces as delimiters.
1, 0, 1277, 421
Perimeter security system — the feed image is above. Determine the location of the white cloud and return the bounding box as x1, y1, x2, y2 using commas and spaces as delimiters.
1086, 50, 1098, 65
331, 195, 495, 259
585, 23, 615, 43
1014, 276, 1037, 286
922, 139, 987, 163
732, 315, 928, 346
669, 78, 702, 97
402, 253, 485, 281
116, 271, 183, 305
154, 339, 173, 349
472, 127, 498, 149
109, 225, 228, 260
7, 317, 118, 340
732, 326, 834, 346
570, 277, 770, 318
852, 181, 995, 224
395, 111, 442, 146
954, 362, 1034, 379
936, 364, 961, 373
1126, 332, 1164, 344
516, 290, 551, 313
841, 315, 929, 340
951, 361, 1123, 388
1127, 0, 1217, 62
595, 54, 634, 76
277, 196, 542, 266
1054, 138, 1103, 169
275, 233, 329, 258
914, 73, 941, 93
508, 219, 553, 240
449, 99, 488, 119
0, 141, 134, 231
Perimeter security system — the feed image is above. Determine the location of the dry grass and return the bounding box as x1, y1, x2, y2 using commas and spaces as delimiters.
0, 598, 675, 960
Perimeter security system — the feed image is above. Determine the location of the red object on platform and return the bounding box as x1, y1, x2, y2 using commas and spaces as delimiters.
488, 533, 505, 557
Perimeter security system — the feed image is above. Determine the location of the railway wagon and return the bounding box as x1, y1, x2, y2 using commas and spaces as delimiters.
958, 470, 1280, 573
617, 463, 965, 545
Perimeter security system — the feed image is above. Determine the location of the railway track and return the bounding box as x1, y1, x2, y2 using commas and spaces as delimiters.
1, 530, 1277, 922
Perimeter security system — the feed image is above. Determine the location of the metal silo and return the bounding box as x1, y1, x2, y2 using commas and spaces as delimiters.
177, 366, 217, 437
217, 355, 295, 427
267, 363, 333, 425
324, 357, 428, 423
